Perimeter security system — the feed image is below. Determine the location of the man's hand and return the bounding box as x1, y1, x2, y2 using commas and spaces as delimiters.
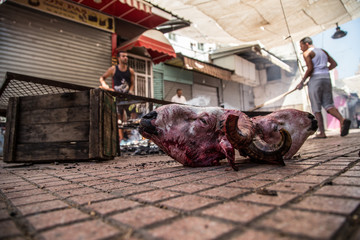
296, 82, 304, 90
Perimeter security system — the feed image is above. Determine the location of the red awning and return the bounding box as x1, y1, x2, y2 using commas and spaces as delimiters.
70, 0, 170, 29
116, 30, 176, 64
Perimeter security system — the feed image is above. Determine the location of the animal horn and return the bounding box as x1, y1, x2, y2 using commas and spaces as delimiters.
224, 114, 255, 149
241, 128, 292, 165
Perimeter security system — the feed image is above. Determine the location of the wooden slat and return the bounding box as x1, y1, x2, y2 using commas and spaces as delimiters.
3, 97, 19, 162
98, 90, 104, 159
111, 93, 119, 156
20, 106, 90, 124
103, 93, 112, 157
19, 91, 90, 111
18, 122, 90, 143
15, 142, 89, 162
89, 89, 100, 159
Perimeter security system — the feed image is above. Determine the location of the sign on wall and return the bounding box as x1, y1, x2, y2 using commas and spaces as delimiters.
13, 0, 114, 32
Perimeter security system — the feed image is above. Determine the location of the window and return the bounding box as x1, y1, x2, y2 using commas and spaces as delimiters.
197, 43, 204, 51
266, 65, 281, 81
168, 33, 177, 41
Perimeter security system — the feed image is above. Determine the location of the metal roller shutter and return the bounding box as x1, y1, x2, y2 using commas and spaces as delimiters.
192, 84, 219, 107
164, 81, 192, 102
0, 3, 112, 87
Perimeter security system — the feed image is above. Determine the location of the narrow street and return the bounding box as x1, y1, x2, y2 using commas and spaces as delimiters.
1, 130, 359, 240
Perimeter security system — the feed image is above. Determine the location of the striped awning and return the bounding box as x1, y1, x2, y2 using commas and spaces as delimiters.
70, 0, 171, 29
116, 30, 176, 64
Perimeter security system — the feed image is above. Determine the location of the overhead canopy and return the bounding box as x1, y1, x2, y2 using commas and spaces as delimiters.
70, 0, 172, 29
116, 29, 176, 64
148, 0, 360, 49
211, 44, 293, 72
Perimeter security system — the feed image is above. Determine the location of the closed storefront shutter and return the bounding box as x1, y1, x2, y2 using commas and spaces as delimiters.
164, 81, 192, 102
192, 84, 219, 107
0, 3, 112, 87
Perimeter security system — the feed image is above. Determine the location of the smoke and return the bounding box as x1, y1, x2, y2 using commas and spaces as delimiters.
186, 96, 211, 106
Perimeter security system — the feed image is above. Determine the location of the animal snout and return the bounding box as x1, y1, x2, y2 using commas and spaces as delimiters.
139, 111, 158, 135
143, 111, 158, 120
308, 113, 318, 131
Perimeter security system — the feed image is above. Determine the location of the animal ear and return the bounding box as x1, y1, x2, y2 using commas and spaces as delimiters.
219, 138, 238, 171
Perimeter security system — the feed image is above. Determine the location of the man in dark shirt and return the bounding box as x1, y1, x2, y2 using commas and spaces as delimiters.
99, 51, 135, 142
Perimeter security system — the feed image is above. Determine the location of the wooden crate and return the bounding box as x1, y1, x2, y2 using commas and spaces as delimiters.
3, 89, 119, 163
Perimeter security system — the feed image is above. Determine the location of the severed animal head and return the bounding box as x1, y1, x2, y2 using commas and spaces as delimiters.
250, 109, 318, 160
139, 104, 295, 170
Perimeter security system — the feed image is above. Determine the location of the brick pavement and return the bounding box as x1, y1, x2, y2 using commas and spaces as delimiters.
0, 129, 359, 240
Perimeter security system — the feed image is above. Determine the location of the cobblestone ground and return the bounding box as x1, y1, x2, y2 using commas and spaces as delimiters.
1, 130, 360, 240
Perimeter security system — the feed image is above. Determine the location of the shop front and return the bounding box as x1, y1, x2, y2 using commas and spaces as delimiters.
0, 0, 181, 92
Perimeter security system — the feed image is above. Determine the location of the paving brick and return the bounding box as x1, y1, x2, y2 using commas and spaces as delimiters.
166, 183, 211, 193
70, 176, 102, 183
111, 205, 176, 228
257, 209, 346, 239
40, 220, 119, 240
285, 174, 329, 184
302, 169, 340, 176
56, 187, 99, 198
267, 182, 315, 193
0, 184, 37, 193
315, 185, 360, 198
202, 201, 272, 223
131, 189, 180, 203
248, 173, 287, 181
17, 200, 69, 216
226, 179, 270, 189
312, 165, 347, 170
290, 195, 359, 214
80, 178, 116, 187
91, 181, 132, 191
196, 174, 252, 186
5, 188, 48, 199
332, 176, 360, 186
149, 216, 233, 240
198, 186, 249, 199
60, 174, 88, 180
27, 208, 89, 230
0, 181, 34, 190
0, 209, 10, 220
124, 176, 161, 184
110, 185, 154, 196
67, 192, 115, 205
30, 177, 62, 184
229, 229, 294, 240
341, 171, 360, 177
10, 194, 57, 206
45, 184, 82, 192
239, 191, 297, 206
143, 179, 182, 188
0, 219, 22, 238
38, 180, 73, 188
85, 198, 139, 215
160, 195, 217, 211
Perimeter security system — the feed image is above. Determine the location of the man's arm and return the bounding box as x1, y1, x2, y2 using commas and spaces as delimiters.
99, 66, 114, 90
129, 67, 135, 94
296, 51, 313, 90
322, 49, 337, 71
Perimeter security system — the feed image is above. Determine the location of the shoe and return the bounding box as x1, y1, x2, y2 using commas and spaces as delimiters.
340, 119, 351, 137
313, 134, 327, 139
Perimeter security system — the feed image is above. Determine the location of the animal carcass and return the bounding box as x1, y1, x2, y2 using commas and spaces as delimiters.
139, 104, 317, 170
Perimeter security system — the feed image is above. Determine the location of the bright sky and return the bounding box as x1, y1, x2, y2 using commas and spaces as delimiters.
312, 18, 360, 80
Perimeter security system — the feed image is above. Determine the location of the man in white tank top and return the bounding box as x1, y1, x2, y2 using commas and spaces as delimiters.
296, 37, 351, 138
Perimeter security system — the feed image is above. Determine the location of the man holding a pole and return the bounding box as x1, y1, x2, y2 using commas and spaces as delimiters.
296, 37, 351, 138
